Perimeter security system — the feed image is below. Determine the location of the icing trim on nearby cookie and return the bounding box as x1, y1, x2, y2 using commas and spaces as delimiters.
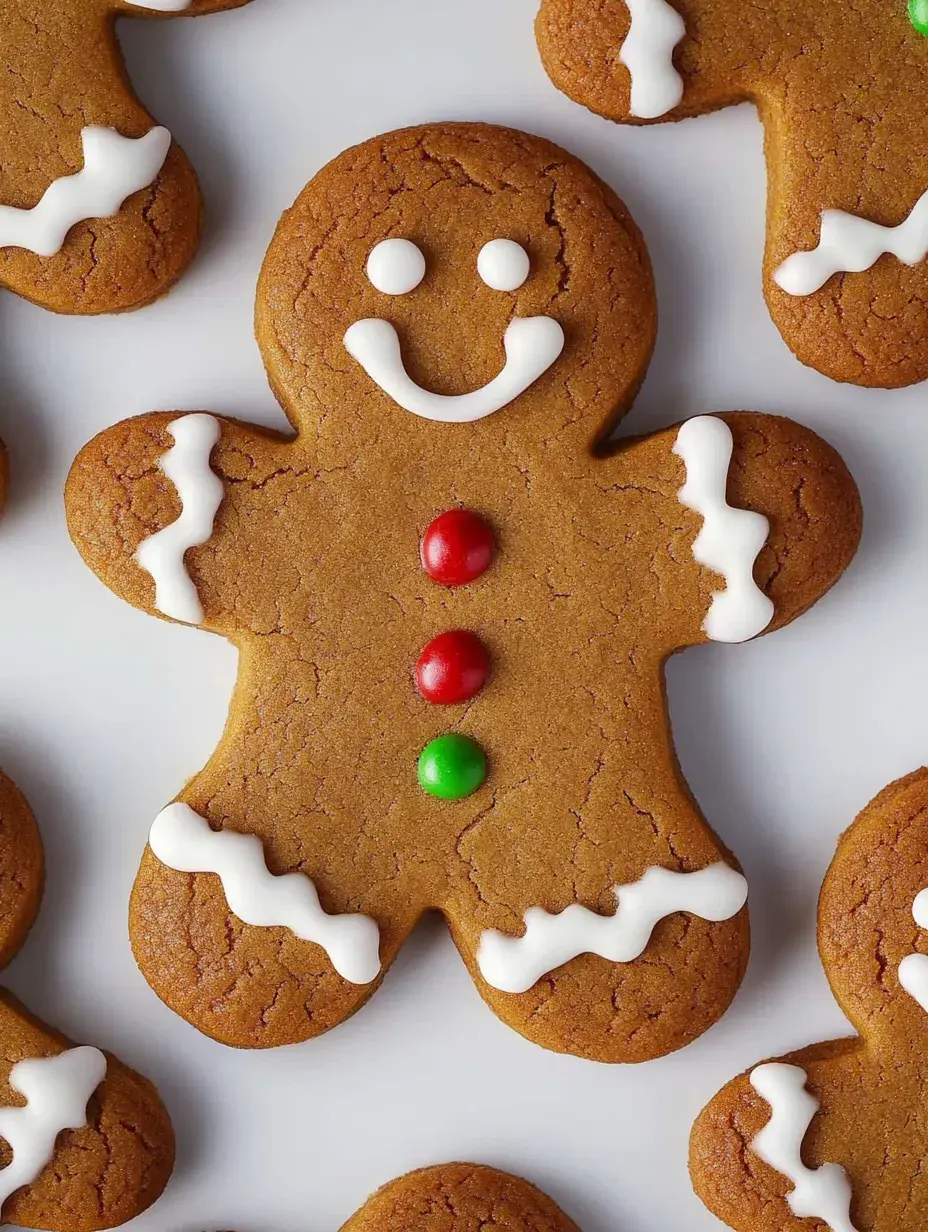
476, 862, 747, 995
898, 886, 928, 1012
0, 1047, 107, 1210
750, 1064, 859, 1232
344, 314, 564, 424
774, 192, 928, 296
126, 0, 192, 8
135, 414, 224, 626
149, 803, 382, 985
674, 415, 774, 644
0, 127, 171, 258
619, 0, 686, 119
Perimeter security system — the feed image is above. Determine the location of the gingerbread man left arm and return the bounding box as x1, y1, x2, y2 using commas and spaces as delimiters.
65, 411, 301, 640
0, 0, 253, 315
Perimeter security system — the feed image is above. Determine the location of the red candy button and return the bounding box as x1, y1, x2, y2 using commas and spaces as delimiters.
415, 631, 491, 705
420, 510, 495, 586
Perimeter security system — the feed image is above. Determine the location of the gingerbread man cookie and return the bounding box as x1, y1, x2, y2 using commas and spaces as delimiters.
66, 122, 861, 1061
0, 768, 174, 1229
690, 767, 928, 1232
535, 0, 928, 388
0, 0, 251, 315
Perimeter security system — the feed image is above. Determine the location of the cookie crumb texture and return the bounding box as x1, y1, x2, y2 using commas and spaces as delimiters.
0, 0, 252, 315
691, 768, 928, 1232
0, 771, 174, 1230
341, 1165, 581, 1232
536, 0, 928, 388
66, 123, 861, 1062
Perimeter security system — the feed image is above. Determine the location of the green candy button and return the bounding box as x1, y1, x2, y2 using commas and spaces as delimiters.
418, 734, 487, 800
910, 0, 928, 35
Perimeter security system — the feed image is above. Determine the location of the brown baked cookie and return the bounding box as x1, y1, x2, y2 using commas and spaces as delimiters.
341, 1164, 581, 1232
0, 0, 252, 315
690, 767, 928, 1232
0, 769, 174, 1230
535, 0, 928, 388
66, 122, 861, 1062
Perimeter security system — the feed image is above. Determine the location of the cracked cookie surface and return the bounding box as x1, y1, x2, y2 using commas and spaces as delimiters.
66, 122, 861, 1061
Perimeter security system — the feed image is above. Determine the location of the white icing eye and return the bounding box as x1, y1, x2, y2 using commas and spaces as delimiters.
366, 239, 426, 296
478, 239, 530, 292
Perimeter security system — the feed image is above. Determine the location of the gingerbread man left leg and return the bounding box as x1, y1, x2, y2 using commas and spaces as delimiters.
691, 768, 928, 1232
0, 0, 252, 315
0, 769, 174, 1230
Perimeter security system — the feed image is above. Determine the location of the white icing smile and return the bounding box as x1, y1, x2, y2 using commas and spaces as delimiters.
343, 239, 565, 424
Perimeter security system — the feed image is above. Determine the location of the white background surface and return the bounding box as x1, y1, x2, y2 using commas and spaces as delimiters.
0, 1, 921, 1229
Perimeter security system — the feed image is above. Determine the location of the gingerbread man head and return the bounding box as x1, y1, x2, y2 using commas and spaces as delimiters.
691, 767, 928, 1232
0, 768, 174, 1230
340, 1164, 581, 1232
66, 122, 861, 1062
0, 0, 251, 315
536, 0, 928, 388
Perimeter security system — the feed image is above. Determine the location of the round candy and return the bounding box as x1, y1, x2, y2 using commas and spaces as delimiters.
420, 510, 495, 587
415, 631, 491, 705
910, 0, 928, 33
417, 734, 487, 800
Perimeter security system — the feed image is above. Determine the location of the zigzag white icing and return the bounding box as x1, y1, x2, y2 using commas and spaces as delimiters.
0, 127, 171, 257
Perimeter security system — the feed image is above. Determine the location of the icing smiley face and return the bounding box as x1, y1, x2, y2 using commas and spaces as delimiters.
344, 238, 565, 423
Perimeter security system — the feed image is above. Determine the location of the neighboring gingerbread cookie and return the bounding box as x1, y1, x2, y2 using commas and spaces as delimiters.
535, 0, 928, 388
341, 1164, 581, 1232
0, 0, 252, 315
66, 122, 861, 1062
0, 769, 174, 1230
690, 767, 928, 1232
